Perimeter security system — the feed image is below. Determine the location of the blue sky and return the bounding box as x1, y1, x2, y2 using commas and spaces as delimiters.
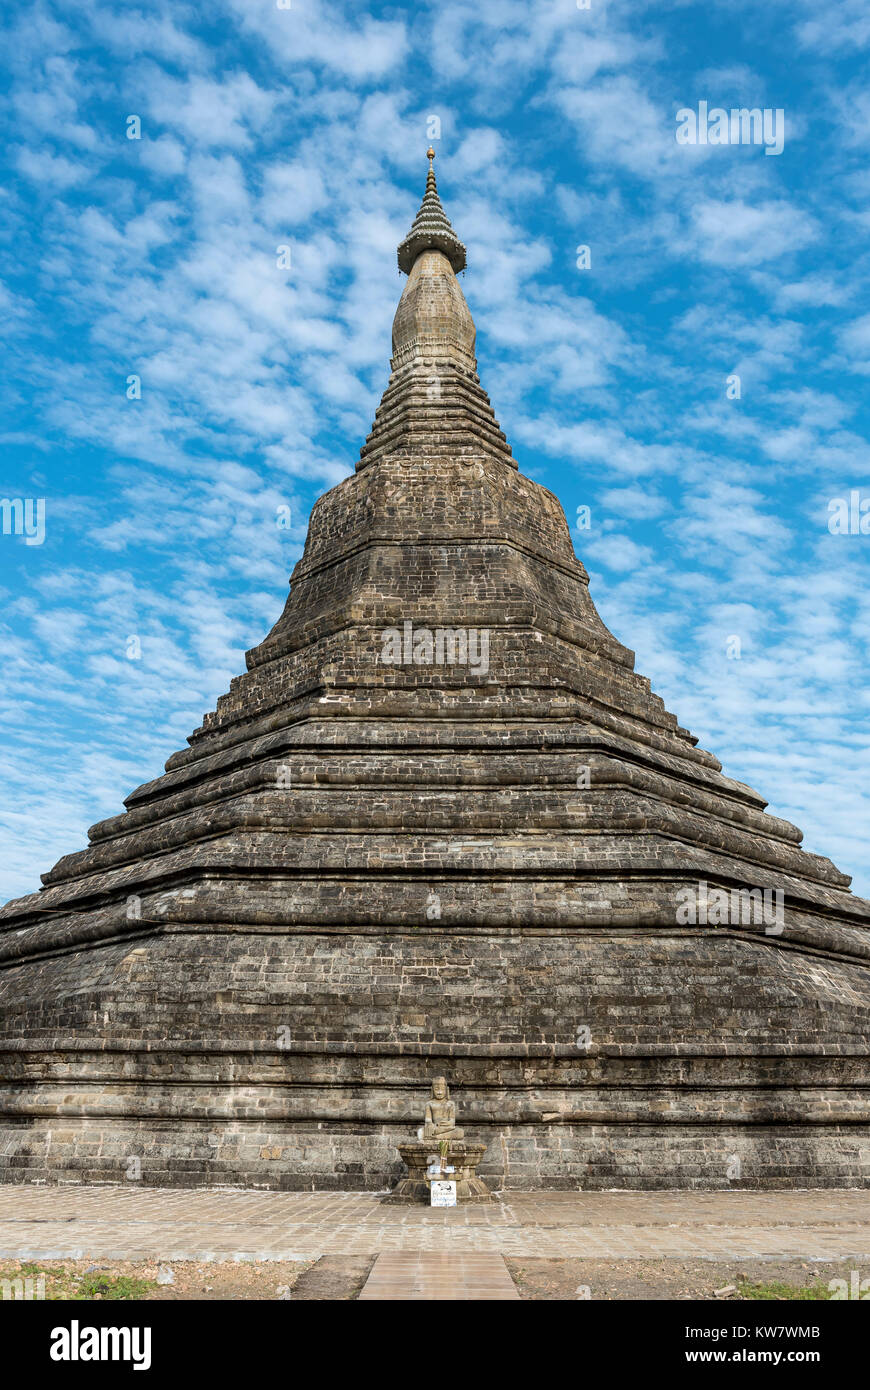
1, 0, 869, 903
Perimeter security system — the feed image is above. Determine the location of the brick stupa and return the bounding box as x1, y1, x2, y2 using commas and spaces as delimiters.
2, 153, 869, 1190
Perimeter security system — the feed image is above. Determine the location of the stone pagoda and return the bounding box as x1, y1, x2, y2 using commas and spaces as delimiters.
1, 153, 869, 1191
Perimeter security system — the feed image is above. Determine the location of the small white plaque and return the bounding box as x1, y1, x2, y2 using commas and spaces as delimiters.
431, 1179, 457, 1208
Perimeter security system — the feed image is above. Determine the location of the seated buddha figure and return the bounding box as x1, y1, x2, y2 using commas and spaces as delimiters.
422, 1076, 464, 1141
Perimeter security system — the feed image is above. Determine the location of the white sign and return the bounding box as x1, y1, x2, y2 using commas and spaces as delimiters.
430, 1179, 457, 1208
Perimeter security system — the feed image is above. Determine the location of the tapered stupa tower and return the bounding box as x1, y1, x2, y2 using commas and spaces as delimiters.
2, 155, 869, 1190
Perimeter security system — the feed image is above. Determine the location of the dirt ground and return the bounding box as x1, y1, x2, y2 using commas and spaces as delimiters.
505, 1257, 841, 1300
0, 1255, 845, 1300
0, 1257, 315, 1301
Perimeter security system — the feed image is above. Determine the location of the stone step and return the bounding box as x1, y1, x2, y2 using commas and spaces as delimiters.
358, 1251, 520, 1300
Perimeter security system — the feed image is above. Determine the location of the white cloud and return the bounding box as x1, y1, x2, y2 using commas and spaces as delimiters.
583, 531, 654, 572
839, 312, 870, 372
15, 146, 91, 188
688, 198, 818, 267
227, 0, 408, 82
143, 71, 278, 149
139, 136, 187, 177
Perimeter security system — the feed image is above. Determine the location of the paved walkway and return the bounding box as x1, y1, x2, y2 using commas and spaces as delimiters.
359, 1252, 520, 1300
1, 1188, 868, 1263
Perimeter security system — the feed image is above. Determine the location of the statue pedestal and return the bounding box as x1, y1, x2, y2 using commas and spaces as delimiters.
384, 1142, 494, 1204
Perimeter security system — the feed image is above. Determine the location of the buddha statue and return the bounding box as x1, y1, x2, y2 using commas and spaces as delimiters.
422, 1076, 464, 1141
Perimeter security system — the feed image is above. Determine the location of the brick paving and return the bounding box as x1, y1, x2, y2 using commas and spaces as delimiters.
0, 1187, 868, 1263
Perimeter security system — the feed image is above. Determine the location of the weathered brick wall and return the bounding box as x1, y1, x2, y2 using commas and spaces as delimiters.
2, 925, 869, 1187
4, 1120, 870, 1191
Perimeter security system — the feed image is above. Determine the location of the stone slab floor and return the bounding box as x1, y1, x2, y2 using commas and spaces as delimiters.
1, 1188, 868, 1265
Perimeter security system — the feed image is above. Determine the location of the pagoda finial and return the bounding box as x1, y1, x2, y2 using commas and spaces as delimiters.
397, 149, 467, 276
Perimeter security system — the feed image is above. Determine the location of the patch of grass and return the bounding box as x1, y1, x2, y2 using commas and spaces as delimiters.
736, 1278, 833, 1301
0, 1262, 157, 1302
74, 1273, 156, 1301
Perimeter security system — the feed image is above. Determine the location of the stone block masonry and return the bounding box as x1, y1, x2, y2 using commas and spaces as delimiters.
1, 154, 869, 1190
